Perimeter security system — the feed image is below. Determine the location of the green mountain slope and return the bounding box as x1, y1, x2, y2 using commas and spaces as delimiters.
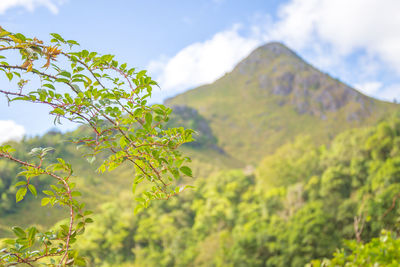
166, 42, 399, 163
0, 118, 236, 237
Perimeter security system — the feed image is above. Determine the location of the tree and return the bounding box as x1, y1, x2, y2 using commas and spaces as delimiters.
0, 27, 193, 266
308, 230, 400, 266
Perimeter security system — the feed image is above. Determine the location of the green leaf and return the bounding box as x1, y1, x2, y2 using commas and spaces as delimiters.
119, 136, 128, 149
16, 187, 27, 202
41, 197, 51, 206
50, 33, 65, 43
29, 94, 37, 101
58, 71, 71, 78
0, 29, 10, 38
67, 40, 80, 46
82, 50, 89, 58
14, 181, 27, 187
43, 190, 54, 196
14, 33, 26, 41
52, 107, 65, 116
132, 182, 138, 194
83, 210, 93, 216
145, 112, 153, 126
28, 184, 37, 197
71, 84, 81, 92
180, 166, 193, 177
28, 227, 37, 242
64, 93, 73, 103
43, 83, 56, 90
136, 70, 147, 79
60, 224, 69, 234
74, 257, 86, 266
56, 78, 70, 84
12, 227, 26, 238
6, 72, 13, 81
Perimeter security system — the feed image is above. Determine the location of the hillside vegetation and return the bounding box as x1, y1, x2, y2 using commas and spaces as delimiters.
24, 115, 400, 266
72, 114, 400, 266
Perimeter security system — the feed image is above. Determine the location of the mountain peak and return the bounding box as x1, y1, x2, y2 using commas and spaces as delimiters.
235, 42, 302, 76
167, 42, 398, 163
257, 42, 297, 57
231, 41, 374, 118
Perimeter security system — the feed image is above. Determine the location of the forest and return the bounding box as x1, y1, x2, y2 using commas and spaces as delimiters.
3, 115, 400, 266
1, 27, 400, 266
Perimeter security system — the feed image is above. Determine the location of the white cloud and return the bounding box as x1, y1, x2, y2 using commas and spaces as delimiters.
0, 120, 25, 144
0, 0, 65, 14
354, 81, 400, 102
354, 82, 383, 96
271, 0, 400, 73
148, 25, 261, 95
379, 84, 400, 102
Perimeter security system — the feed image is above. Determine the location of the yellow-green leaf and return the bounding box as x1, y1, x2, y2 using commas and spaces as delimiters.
16, 187, 27, 202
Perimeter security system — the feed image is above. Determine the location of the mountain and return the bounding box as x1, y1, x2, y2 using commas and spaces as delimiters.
166, 42, 399, 164
2, 42, 400, 267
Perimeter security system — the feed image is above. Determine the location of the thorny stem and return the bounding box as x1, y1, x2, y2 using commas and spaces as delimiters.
3, 250, 35, 266
0, 152, 74, 265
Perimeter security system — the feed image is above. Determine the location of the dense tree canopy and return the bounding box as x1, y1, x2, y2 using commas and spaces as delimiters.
72, 115, 400, 266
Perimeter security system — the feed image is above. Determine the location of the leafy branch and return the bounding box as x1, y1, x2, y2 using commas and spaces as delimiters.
0, 145, 88, 266
0, 26, 194, 266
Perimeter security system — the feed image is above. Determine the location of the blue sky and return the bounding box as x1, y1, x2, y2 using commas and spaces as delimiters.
1, 0, 400, 143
